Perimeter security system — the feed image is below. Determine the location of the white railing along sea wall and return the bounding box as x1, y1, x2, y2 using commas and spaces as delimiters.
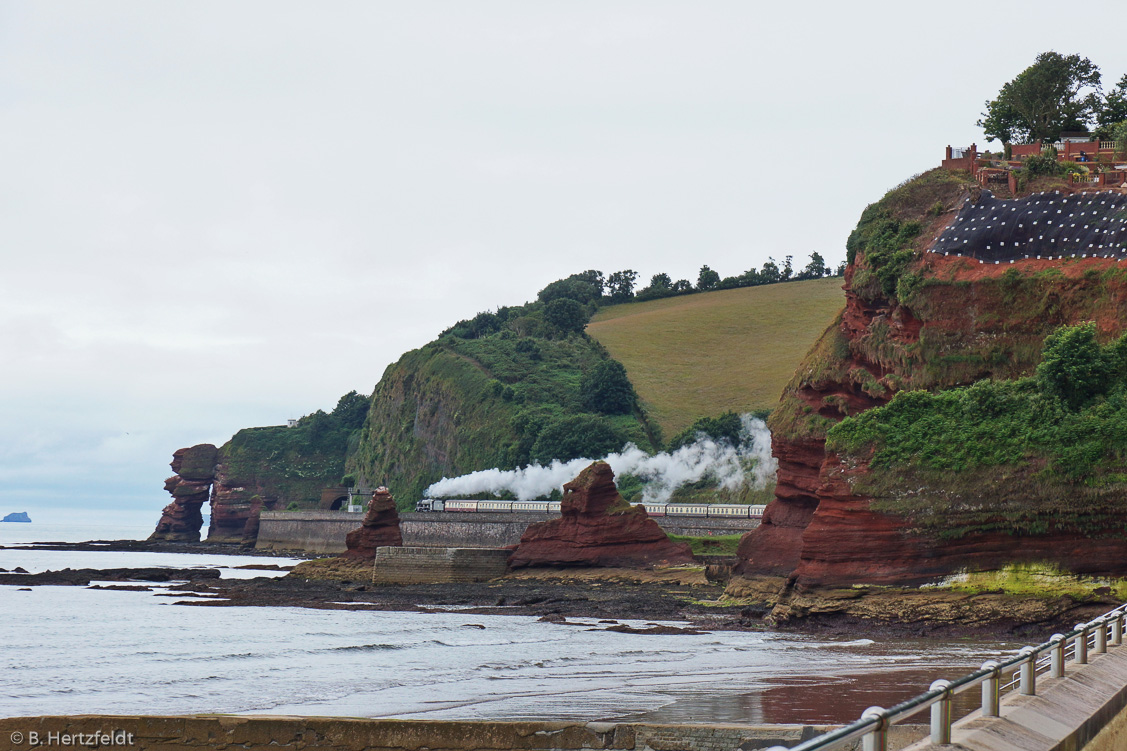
765, 603, 1127, 751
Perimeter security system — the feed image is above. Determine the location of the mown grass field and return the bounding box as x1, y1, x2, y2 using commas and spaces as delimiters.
587, 278, 845, 438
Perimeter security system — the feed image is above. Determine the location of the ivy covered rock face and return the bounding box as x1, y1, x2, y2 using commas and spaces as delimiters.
731, 172, 1127, 610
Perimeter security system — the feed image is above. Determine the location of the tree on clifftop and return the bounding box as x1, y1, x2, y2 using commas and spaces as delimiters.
606, 270, 638, 302
978, 52, 1102, 144
1096, 75, 1127, 137
544, 297, 588, 334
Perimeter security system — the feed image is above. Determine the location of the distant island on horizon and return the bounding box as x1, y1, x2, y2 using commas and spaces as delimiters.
1, 512, 31, 523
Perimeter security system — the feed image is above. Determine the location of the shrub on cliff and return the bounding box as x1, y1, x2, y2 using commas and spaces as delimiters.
668, 411, 750, 451
845, 169, 969, 303
581, 360, 636, 415
544, 298, 589, 335
827, 323, 1127, 483
1037, 322, 1124, 410
529, 414, 628, 464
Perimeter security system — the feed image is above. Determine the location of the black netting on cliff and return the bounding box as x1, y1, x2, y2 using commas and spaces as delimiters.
930, 190, 1127, 263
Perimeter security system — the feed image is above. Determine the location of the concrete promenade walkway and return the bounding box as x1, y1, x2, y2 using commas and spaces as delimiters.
904, 648, 1127, 751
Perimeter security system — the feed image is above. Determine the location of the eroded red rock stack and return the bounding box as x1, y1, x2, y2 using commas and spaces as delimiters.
343, 487, 404, 558
149, 444, 218, 542
509, 461, 693, 568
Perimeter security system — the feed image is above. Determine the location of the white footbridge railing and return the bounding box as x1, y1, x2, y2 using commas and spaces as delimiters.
766, 603, 1127, 751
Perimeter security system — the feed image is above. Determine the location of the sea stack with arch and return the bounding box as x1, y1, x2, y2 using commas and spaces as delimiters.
149, 444, 219, 542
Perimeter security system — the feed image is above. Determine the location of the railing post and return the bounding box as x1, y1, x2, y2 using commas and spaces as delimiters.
929, 680, 952, 745
981, 660, 1000, 717
1075, 624, 1089, 665
1019, 646, 1037, 696
861, 706, 888, 751
1050, 634, 1065, 678
1113, 612, 1123, 646
1094, 617, 1107, 655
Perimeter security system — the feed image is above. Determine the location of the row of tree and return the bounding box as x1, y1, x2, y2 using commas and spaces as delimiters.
443, 253, 843, 342
539, 252, 844, 307
979, 52, 1127, 145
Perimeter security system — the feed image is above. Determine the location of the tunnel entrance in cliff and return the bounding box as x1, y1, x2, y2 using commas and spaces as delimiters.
319, 486, 351, 511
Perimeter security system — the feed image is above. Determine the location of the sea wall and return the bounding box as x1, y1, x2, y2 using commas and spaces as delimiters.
256, 511, 759, 554
0, 716, 926, 751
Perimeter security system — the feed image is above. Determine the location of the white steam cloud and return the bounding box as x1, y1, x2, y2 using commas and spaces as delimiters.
424, 414, 777, 503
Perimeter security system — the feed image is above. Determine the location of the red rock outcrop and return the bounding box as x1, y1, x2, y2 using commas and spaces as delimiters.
205, 470, 275, 545
731, 180, 1127, 607
509, 462, 693, 568
149, 444, 218, 542
343, 487, 403, 559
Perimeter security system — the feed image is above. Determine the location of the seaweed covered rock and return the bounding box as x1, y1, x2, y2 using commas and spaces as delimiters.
509, 461, 693, 568
149, 444, 218, 542
343, 487, 403, 559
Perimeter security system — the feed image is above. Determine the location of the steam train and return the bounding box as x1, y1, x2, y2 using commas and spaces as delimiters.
414, 499, 766, 518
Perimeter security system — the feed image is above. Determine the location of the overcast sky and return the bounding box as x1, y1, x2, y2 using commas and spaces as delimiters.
3, 1, 1125, 526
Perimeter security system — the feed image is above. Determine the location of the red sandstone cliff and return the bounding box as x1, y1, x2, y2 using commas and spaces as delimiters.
731, 176, 1127, 607
343, 487, 403, 559
509, 462, 693, 568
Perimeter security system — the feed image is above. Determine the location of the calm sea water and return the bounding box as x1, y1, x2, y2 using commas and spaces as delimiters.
0, 520, 1017, 724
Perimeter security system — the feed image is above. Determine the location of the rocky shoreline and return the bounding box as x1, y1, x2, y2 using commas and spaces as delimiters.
4, 537, 1119, 640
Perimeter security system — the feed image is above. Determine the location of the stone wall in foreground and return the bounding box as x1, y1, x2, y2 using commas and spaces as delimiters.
372, 546, 511, 584
0, 716, 925, 751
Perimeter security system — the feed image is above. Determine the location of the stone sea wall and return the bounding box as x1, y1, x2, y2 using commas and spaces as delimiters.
256, 511, 758, 554
0, 716, 926, 751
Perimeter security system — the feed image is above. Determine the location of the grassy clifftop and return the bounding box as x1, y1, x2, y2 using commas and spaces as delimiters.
587, 278, 845, 437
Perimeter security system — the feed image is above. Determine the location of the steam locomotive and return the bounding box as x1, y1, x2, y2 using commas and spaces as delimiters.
414, 498, 765, 518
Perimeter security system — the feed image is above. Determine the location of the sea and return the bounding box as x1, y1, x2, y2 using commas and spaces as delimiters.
0, 515, 1016, 724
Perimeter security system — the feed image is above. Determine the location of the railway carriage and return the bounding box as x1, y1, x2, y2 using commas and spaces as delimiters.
416, 499, 762, 517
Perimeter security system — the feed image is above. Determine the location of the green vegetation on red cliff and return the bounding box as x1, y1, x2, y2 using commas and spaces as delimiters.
218, 391, 368, 508
347, 332, 657, 509
827, 323, 1127, 540
734, 169, 1127, 607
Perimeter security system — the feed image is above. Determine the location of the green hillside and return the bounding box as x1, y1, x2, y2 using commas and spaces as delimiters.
346, 333, 658, 506
198, 269, 844, 512
586, 278, 845, 437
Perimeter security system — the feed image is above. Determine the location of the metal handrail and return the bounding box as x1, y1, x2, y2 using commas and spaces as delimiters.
766, 604, 1127, 751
